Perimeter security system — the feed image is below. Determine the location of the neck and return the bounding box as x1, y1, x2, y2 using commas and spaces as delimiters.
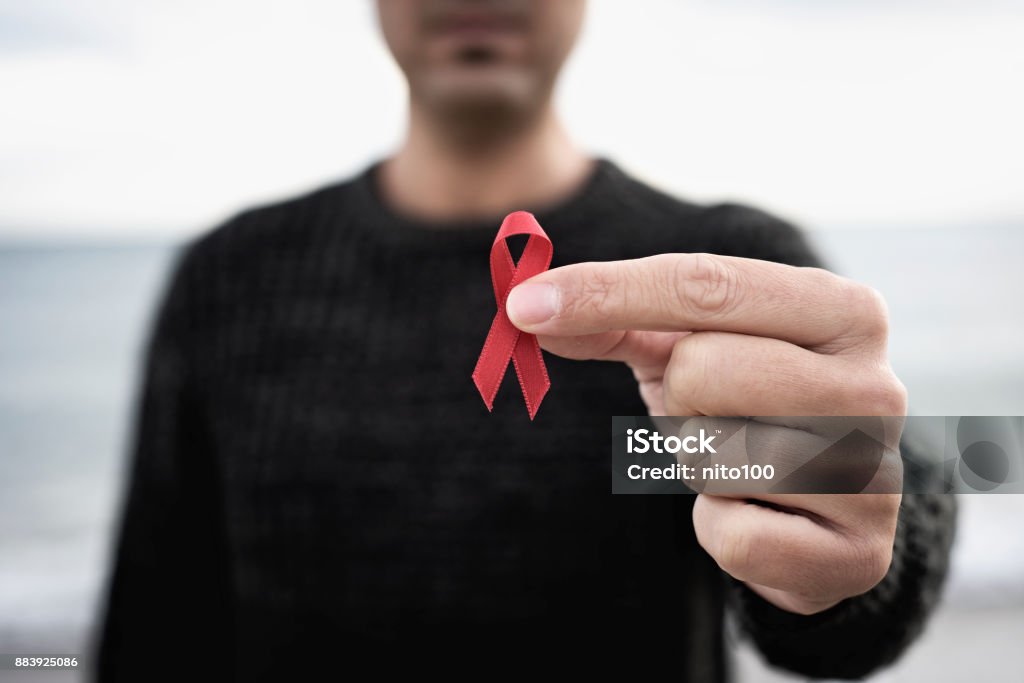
378, 100, 593, 223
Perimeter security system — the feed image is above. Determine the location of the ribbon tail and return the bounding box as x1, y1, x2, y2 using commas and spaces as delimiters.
472, 310, 520, 411
511, 332, 550, 420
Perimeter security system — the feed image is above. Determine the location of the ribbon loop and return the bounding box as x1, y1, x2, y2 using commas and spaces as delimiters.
472, 211, 553, 420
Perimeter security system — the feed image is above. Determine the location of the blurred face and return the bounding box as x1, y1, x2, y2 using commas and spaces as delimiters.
376, 0, 586, 119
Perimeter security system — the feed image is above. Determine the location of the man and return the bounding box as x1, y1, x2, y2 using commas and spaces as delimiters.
93, 1, 955, 680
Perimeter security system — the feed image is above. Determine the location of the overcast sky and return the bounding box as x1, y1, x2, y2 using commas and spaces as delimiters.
1, 0, 1022, 239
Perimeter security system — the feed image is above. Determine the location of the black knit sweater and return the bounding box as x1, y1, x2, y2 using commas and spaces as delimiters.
92, 159, 956, 681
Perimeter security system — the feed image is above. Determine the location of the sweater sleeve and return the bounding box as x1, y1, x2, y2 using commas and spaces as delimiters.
90, 236, 234, 681
701, 203, 958, 678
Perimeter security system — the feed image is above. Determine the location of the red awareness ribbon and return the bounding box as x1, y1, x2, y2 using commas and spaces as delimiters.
472, 211, 553, 420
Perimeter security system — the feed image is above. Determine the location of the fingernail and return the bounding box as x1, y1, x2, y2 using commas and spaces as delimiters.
506, 282, 559, 327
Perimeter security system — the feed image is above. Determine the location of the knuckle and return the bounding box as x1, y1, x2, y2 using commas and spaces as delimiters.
714, 526, 756, 578
852, 368, 909, 416
847, 282, 891, 341
850, 535, 894, 593
665, 334, 716, 410
675, 253, 738, 319
885, 374, 909, 415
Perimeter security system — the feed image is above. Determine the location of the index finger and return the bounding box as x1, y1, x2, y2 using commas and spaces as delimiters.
505, 253, 885, 349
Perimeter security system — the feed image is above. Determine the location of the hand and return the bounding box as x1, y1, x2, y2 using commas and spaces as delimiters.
506, 252, 905, 615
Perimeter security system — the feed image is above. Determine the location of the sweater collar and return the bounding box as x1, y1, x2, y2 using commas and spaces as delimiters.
349, 156, 619, 251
